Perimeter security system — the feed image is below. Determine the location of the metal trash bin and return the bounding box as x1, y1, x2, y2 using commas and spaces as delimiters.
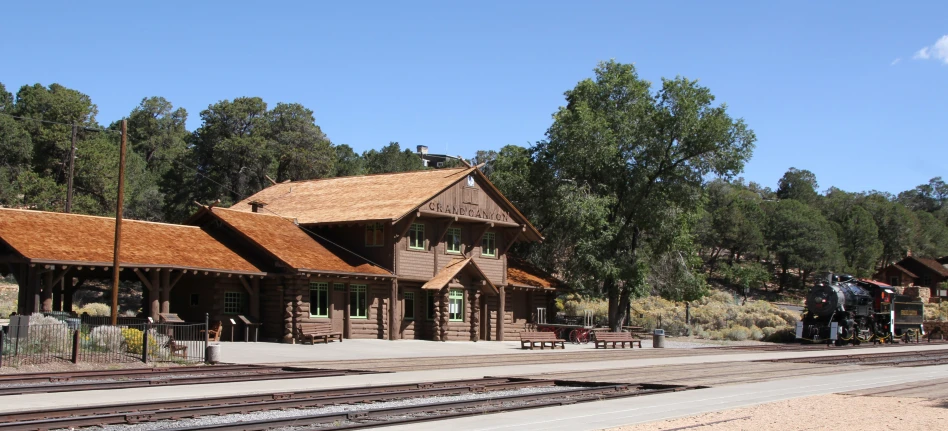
653, 328, 665, 348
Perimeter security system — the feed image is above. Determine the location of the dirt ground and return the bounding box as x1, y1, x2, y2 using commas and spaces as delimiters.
609, 394, 948, 431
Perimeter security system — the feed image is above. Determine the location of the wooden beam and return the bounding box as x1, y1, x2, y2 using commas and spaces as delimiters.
466, 224, 491, 255
239, 276, 253, 295
500, 229, 522, 256
167, 271, 184, 291
133, 268, 153, 291
394, 211, 419, 239
50, 266, 70, 288
433, 218, 457, 247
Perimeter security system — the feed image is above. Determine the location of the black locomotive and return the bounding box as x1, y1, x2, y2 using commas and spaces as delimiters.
797, 274, 925, 345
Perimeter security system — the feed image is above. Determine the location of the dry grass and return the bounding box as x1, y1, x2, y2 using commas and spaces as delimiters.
0, 276, 18, 317
561, 289, 800, 342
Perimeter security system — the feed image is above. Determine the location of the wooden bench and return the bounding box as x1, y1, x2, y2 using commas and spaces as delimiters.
296, 322, 343, 344
202, 321, 222, 342
593, 332, 642, 349
519, 331, 565, 350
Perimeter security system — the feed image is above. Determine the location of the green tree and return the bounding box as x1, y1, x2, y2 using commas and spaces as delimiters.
333, 144, 365, 177
898, 177, 948, 214
836, 206, 883, 276
533, 61, 755, 329
776, 167, 819, 204
125, 97, 188, 175
269, 103, 334, 182
862, 193, 916, 267
0, 84, 33, 205
913, 211, 948, 258
765, 199, 840, 289
699, 179, 765, 268
363, 142, 423, 174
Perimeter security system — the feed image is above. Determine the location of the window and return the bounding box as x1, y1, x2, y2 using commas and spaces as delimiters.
446, 227, 462, 254
890, 276, 900, 286
404, 292, 415, 320
449, 289, 464, 321
224, 292, 242, 314
427, 290, 436, 320
921, 276, 932, 287
350, 285, 367, 318
409, 223, 425, 250
481, 232, 496, 257
190, 293, 200, 307
365, 223, 384, 247
310, 283, 329, 317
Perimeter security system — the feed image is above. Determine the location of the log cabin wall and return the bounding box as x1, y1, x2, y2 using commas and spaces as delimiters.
278, 276, 391, 341
311, 224, 394, 271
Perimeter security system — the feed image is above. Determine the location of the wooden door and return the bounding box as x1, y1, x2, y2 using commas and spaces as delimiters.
331, 288, 345, 333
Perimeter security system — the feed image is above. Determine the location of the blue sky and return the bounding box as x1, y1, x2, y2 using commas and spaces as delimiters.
1, 1, 945, 195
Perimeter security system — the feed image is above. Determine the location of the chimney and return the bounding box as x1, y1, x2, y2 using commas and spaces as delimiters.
417, 145, 428, 155
248, 200, 267, 213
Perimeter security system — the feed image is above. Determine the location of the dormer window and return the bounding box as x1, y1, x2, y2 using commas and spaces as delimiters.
365, 223, 384, 247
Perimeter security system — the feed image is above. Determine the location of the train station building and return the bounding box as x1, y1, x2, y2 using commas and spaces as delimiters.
0, 167, 560, 342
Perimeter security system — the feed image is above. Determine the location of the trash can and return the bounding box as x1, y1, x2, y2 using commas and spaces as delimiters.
653, 329, 665, 348
206, 344, 221, 364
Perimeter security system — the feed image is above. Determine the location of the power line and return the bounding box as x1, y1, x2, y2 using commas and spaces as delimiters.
0, 112, 120, 134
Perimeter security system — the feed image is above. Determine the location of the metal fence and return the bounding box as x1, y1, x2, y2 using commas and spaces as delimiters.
0, 315, 208, 367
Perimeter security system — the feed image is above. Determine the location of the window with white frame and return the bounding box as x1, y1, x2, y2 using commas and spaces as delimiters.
449, 289, 464, 321
404, 292, 415, 320
446, 227, 462, 254
409, 223, 425, 250
350, 285, 367, 318
310, 282, 329, 317
481, 232, 496, 257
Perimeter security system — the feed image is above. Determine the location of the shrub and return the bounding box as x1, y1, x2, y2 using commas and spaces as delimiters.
763, 326, 797, 343
723, 326, 751, 341
88, 326, 125, 352
75, 303, 111, 317
24, 315, 72, 354
120, 327, 166, 356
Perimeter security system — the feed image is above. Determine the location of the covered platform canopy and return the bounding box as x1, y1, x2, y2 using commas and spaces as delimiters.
0, 208, 266, 318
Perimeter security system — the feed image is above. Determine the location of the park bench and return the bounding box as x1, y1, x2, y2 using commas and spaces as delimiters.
201, 321, 222, 342
296, 322, 343, 344
519, 331, 565, 350
593, 332, 642, 349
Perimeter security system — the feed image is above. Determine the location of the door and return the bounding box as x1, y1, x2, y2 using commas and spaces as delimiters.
331, 286, 345, 334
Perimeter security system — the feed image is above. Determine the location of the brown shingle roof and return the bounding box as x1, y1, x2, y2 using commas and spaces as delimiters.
206, 208, 391, 276
910, 256, 948, 277
421, 257, 498, 295
0, 208, 264, 275
891, 264, 918, 279
507, 258, 560, 290
233, 168, 476, 224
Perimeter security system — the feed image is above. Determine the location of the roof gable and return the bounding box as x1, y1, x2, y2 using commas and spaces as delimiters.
0, 208, 264, 275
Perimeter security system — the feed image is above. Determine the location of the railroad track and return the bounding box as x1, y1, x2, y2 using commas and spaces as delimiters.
763, 348, 948, 367
0, 364, 377, 396
0, 377, 701, 430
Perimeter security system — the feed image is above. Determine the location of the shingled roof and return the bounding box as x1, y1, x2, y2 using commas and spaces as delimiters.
507, 258, 561, 290
911, 256, 948, 277
204, 207, 392, 277
0, 208, 264, 275
230, 168, 542, 242
234, 168, 476, 224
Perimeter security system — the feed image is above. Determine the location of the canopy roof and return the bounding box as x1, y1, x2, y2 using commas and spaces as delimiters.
0, 208, 264, 275
506, 258, 561, 290
422, 257, 498, 295
203, 207, 392, 277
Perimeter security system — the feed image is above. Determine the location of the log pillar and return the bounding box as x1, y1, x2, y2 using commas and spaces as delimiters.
41, 270, 53, 312
432, 288, 442, 342
389, 279, 398, 340
63, 278, 75, 314
52, 277, 63, 312
470, 288, 480, 342
149, 270, 160, 321
497, 285, 505, 341
440, 287, 449, 342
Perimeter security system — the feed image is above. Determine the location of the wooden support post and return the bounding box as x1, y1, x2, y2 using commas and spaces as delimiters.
63, 278, 74, 314
440, 287, 449, 342
110, 119, 128, 326
344, 282, 351, 339
41, 270, 53, 312
250, 277, 260, 320
389, 279, 398, 340
497, 285, 505, 341
150, 270, 160, 320
53, 277, 63, 312
470, 288, 480, 342
160, 273, 170, 315
432, 288, 442, 342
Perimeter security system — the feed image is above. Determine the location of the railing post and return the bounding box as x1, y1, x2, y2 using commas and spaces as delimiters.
142, 322, 150, 363
0, 331, 4, 368
71, 329, 80, 364
204, 313, 209, 361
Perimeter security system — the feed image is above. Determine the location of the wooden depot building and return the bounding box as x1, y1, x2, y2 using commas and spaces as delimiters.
0, 167, 559, 342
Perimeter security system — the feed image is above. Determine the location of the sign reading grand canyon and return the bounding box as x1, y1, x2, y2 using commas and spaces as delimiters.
426, 201, 510, 222
423, 179, 513, 223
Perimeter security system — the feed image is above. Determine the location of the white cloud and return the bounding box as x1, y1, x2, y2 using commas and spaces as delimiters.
913, 35, 948, 64
891, 58, 901, 65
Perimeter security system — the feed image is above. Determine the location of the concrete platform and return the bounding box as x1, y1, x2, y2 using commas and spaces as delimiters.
0, 343, 945, 415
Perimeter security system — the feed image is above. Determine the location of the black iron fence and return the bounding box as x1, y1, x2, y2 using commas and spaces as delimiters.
0, 314, 208, 367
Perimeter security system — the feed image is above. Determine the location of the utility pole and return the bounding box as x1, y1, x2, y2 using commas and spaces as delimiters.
65, 124, 77, 213
110, 119, 127, 326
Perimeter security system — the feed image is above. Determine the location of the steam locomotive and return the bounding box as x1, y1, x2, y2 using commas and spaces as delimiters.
796, 274, 925, 345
